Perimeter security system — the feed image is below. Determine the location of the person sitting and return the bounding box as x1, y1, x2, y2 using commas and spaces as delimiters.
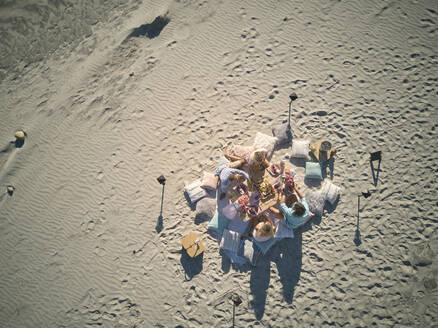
242, 213, 275, 242
278, 183, 310, 229
215, 159, 249, 199
223, 147, 270, 187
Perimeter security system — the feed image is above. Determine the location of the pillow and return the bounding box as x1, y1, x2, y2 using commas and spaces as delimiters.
220, 229, 242, 253
237, 239, 260, 266
291, 139, 310, 159
305, 190, 325, 217
272, 123, 292, 147
305, 162, 323, 180
195, 197, 217, 221
253, 132, 278, 159
232, 145, 255, 161
184, 180, 208, 204
322, 180, 340, 205
207, 210, 229, 234
200, 172, 218, 191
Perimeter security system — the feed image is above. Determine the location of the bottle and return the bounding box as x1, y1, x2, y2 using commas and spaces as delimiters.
280, 159, 286, 174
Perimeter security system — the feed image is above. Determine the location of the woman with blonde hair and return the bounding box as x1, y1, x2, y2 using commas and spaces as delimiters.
242, 213, 275, 242
224, 148, 270, 186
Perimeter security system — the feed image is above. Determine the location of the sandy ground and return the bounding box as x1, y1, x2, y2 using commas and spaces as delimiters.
0, 0, 437, 327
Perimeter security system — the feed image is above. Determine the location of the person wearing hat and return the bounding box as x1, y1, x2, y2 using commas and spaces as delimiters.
242, 213, 275, 242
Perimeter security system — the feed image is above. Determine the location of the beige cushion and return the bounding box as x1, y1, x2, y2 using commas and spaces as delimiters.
200, 172, 218, 191
291, 139, 310, 159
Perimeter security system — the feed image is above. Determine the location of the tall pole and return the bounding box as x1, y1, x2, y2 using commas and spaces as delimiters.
288, 92, 297, 130
156, 175, 166, 233
160, 183, 165, 217
232, 303, 235, 328
231, 294, 241, 328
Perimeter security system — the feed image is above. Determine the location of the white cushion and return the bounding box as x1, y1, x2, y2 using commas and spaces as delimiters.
253, 132, 278, 159
322, 180, 340, 205
220, 229, 242, 253
237, 239, 260, 266
305, 189, 325, 217
184, 180, 208, 204
200, 171, 218, 191
291, 139, 310, 159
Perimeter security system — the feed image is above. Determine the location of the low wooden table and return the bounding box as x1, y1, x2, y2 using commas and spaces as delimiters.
181, 232, 205, 258
227, 167, 284, 218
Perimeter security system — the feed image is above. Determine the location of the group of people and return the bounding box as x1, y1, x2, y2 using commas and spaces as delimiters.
215, 147, 310, 243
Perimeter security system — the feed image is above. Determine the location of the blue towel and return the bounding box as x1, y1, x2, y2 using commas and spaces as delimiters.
207, 210, 229, 235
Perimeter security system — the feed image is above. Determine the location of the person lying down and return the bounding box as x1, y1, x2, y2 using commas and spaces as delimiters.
223, 148, 270, 186
215, 157, 249, 200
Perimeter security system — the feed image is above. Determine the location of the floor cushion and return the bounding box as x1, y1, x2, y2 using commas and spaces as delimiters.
185, 180, 208, 204
201, 171, 218, 191
322, 180, 341, 205
237, 239, 261, 266
195, 197, 217, 221
207, 210, 229, 235
272, 123, 292, 147
291, 139, 310, 159
305, 189, 325, 217
305, 162, 323, 180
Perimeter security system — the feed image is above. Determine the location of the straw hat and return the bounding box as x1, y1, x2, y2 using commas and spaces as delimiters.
253, 221, 275, 242
15, 130, 25, 141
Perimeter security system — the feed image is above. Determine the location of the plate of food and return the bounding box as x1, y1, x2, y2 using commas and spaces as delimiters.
268, 163, 281, 177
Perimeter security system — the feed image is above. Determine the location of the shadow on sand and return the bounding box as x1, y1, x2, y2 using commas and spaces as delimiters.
155, 184, 166, 233
180, 249, 204, 281
249, 232, 303, 319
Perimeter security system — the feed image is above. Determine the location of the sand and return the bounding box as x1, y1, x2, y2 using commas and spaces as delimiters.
0, 0, 437, 327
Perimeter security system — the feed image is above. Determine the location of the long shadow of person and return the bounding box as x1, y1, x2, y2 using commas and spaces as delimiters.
249, 253, 271, 320
272, 232, 303, 303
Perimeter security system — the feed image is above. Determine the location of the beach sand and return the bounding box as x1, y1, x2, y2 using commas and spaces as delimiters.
0, 0, 437, 326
